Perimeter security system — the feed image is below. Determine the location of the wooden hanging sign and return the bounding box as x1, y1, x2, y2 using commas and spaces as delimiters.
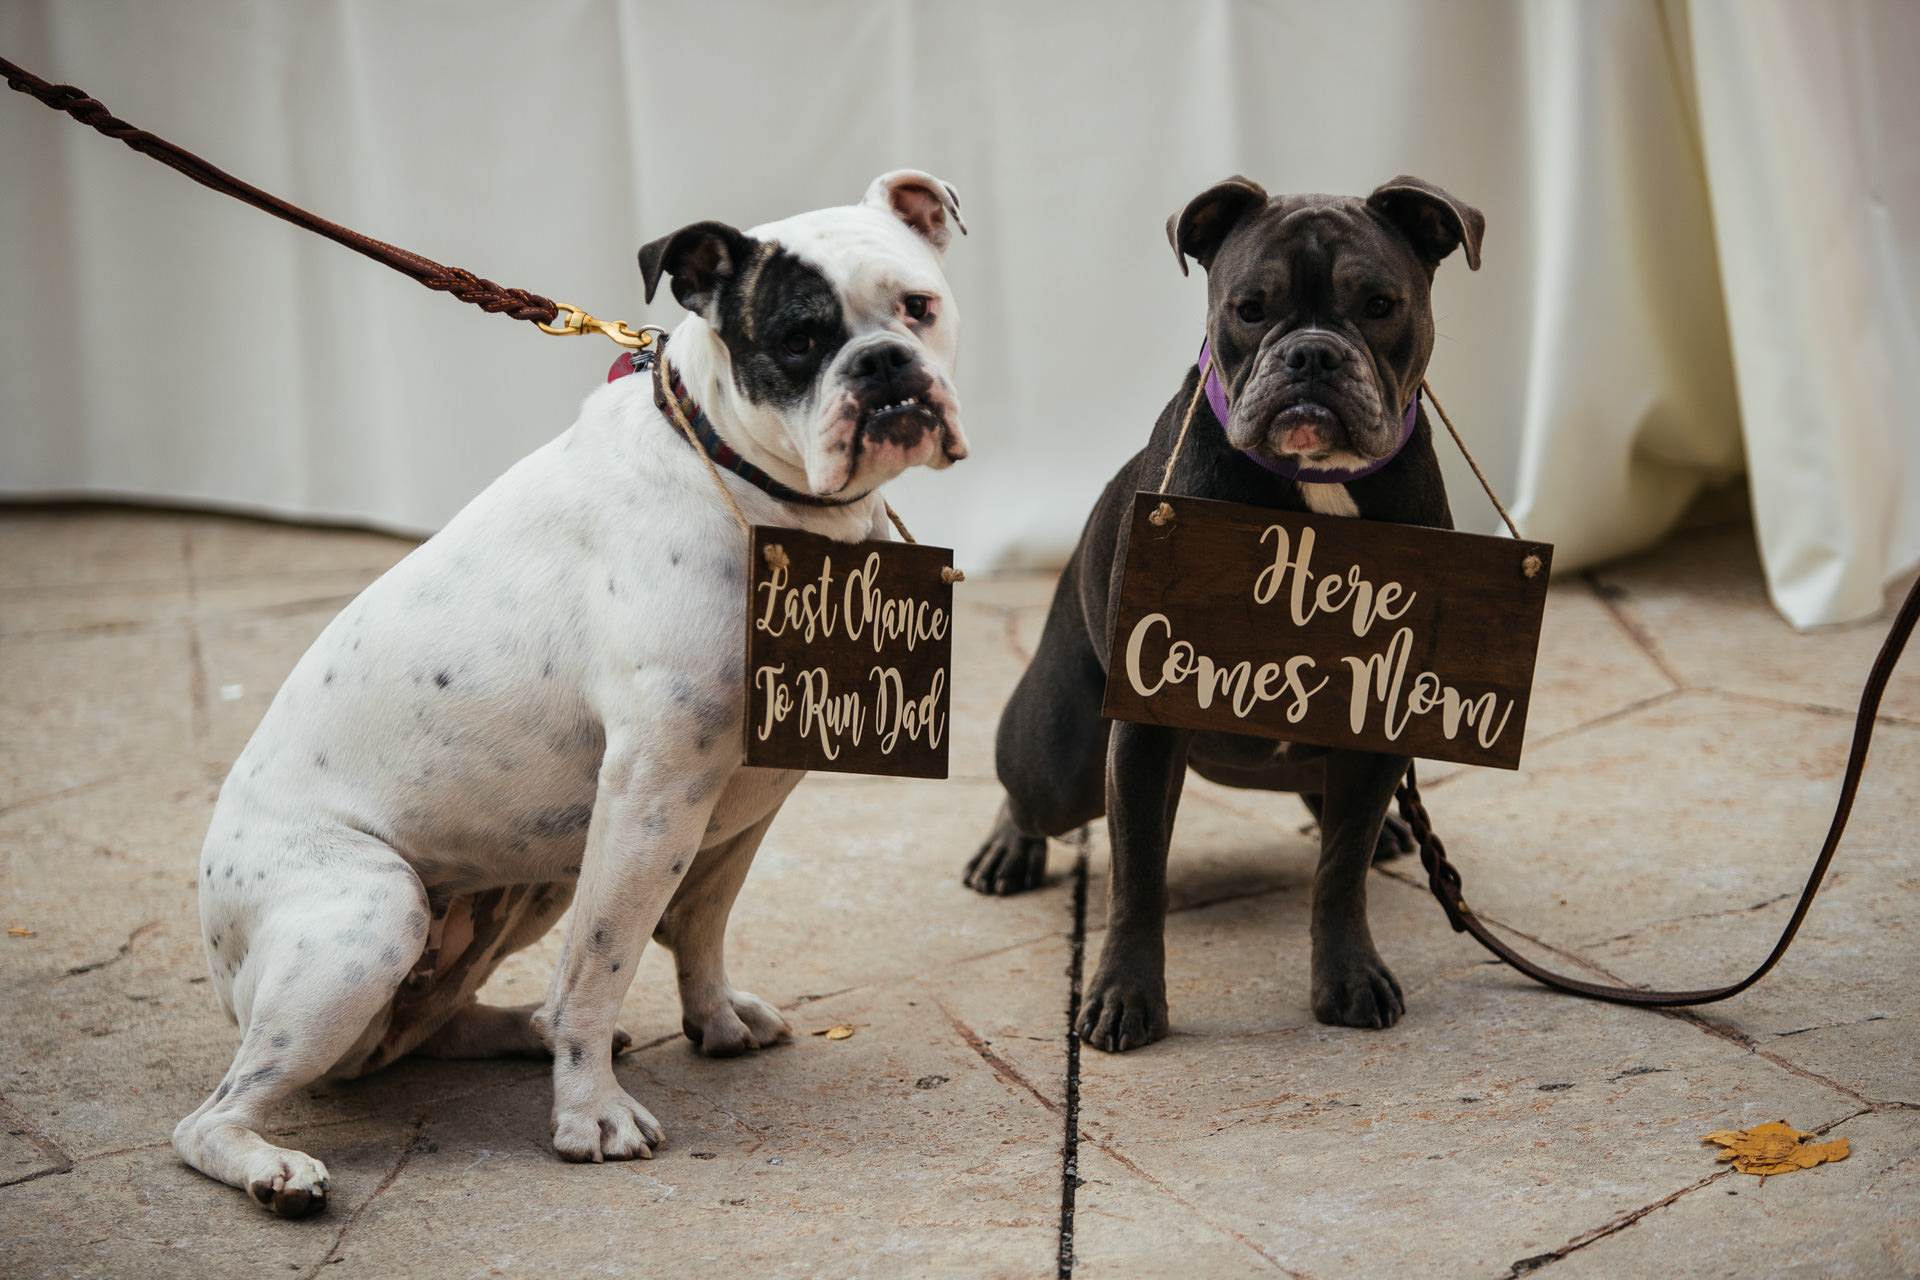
1101, 494, 1554, 769
743, 525, 955, 778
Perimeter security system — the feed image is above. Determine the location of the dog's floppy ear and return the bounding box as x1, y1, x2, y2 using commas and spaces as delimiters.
1366, 176, 1484, 271
637, 221, 755, 315
1167, 177, 1269, 277
864, 170, 967, 252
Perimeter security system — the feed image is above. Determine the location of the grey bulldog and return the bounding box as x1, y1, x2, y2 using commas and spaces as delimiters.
966, 175, 1484, 1051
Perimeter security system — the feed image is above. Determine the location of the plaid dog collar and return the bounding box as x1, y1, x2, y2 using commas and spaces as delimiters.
612, 341, 867, 509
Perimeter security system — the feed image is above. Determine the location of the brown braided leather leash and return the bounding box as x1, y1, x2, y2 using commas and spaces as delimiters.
0, 54, 644, 346
1397, 570, 1920, 1005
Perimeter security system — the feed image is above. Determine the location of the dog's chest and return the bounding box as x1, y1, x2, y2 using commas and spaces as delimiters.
1299, 482, 1359, 518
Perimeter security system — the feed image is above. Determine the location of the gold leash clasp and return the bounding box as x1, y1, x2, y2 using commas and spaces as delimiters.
537, 303, 655, 349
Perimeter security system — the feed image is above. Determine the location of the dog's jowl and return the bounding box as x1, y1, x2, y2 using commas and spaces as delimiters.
967, 175, 1483, 1053
173, 171, 969, 1216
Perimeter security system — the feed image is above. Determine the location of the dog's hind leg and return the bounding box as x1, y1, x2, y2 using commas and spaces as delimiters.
173, 845, 428, 1216
415, 1001, 554, 1058
966, 802, 1056, 896
653, 812, 791, 1057
412, 882, 621, 1060
1300, 792, 1415, 863
966, 565, 1112, 895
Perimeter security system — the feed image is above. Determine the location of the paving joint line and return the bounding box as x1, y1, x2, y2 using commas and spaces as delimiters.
1043, 835, 1307, 1276
1660, 1008, 1877, 1107
1058, 827, 1089, 1278
1701, 684, 1920, 730
1580, 890, 1798, 943
1457, 910, 1885, 1110
0, 772, 139, 819
1373, 867, 1894, 1114
935, 1000, 1057, 1116
1499, 1164, 1733, 1277
1523, 686, 1688, 752
300, 1116, 424, 1280
1082, 1135, 1310, 1277
1502, 1104, 1880, 1277
60, 919, 164, 978
1583, 570, 1686, 688
0, 1092, 75, 1186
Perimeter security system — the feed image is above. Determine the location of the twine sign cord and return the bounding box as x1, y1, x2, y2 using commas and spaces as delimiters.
1148, 357, 1525, 561
1419, 381, 1522, 541
1157, 355, 1215, 494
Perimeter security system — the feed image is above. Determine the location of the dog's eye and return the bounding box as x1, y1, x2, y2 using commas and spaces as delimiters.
1236, 300, 1265, 324
903, 294, 933, 322
780, 331, 814, 359
1364, 295, 1396, 318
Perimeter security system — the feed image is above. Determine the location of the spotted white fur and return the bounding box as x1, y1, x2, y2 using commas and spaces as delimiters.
172, 173, 967, 1215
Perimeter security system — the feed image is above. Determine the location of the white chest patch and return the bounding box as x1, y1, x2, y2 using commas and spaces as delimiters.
1300, 483, 1360, 518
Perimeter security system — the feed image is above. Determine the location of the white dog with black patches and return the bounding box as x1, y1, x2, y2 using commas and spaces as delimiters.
172, 171, 969, 1216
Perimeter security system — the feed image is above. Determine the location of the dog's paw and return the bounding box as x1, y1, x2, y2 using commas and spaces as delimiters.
1373, 811, 1416, 863
1077, 969, 1169, 1053
1312, 954, 1405, 1029
552, 1088, 664, 1162
245, 1150, 331, 1218
963, 828, 1049, 895
683, 991, 792, 1058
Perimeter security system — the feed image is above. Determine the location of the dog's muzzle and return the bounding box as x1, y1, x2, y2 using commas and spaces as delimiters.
844, 339, 959, 458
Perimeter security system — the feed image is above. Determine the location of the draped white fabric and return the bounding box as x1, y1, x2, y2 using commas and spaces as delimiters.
3, 0, 1915, 627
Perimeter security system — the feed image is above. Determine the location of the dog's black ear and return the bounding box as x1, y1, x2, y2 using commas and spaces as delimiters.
637, 221, 755, 314
1167, 177, 1269, 277
1366, 176, 1484, 271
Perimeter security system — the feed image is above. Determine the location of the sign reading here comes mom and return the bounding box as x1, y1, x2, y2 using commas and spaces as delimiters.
743, 525, 954, 778
1101, 494, 1553, 770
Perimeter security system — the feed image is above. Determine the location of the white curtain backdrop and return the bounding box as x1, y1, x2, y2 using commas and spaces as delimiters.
2, 0, 1915, 628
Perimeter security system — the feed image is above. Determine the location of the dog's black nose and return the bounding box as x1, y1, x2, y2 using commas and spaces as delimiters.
850, 342, 915, 388
1285, 340, 1343, 376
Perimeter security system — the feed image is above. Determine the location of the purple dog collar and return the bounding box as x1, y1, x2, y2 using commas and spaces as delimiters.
1200, 339, 1416, 484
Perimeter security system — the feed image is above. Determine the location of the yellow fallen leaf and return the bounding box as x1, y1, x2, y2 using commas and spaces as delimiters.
7, 926, 35, 938
1702, 1120, 1849, 1179
812, 1024, 855, 1040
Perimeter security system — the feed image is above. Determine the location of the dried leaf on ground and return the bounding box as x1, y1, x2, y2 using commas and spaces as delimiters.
1702, 1120, 1849, 1178
812, 1024, 855, 1040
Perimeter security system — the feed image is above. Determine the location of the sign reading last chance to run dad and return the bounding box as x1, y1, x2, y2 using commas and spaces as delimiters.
744, 525, 954, 778
1101, 494, 1554, 770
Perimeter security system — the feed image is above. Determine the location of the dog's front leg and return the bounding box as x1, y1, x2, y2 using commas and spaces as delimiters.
1078, 720, 1194, 1052
1310, 750, 1410, 1028
534, 746, 711, 1162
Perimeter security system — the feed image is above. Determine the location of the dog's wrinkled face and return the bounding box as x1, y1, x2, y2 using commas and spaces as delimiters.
639, 171, 969, 497
1169, 176, 1484, 471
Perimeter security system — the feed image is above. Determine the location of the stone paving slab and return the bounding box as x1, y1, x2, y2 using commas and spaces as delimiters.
4, 502, 1917, 1280
1547, 1108, 1920, 1280
1590, 518, 1920, 723
1424, 693, 1916, 957
321, 984, 1065, 1280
